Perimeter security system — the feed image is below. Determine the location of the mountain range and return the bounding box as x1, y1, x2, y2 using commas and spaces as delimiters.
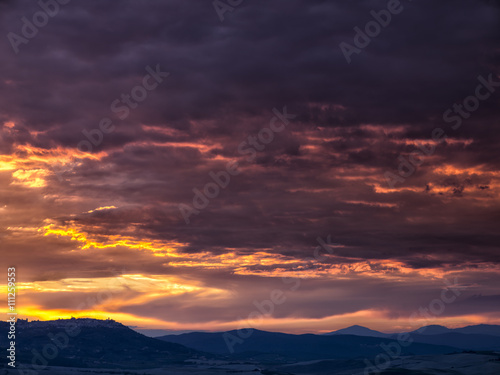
157, 324, 500, 359
2, 319, 500, 374
324, 323, 500, 337
319, 324, 500, 351
157, 328, 459, 361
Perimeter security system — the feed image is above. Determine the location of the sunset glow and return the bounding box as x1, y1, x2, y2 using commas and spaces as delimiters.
1, 0, 499, 339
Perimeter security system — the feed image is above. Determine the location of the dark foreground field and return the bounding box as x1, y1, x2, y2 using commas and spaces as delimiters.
3, 352, 500, 375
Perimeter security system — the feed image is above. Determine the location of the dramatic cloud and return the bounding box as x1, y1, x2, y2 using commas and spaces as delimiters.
0, 0, 499, 332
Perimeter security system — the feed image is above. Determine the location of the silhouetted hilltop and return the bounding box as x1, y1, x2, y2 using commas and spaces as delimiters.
14, 317, 125, 329
0, 318, 204, 369
324, 324, 389, 338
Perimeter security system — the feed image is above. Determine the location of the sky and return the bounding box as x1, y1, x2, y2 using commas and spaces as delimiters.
1, 0, 500, 334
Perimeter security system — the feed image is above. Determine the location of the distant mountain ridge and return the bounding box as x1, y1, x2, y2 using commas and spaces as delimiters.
411, 324, 500, 337
323, 323, 500, 338
157, 328, 459, 361
157, 324, 500, 358
324, 325, 389, 338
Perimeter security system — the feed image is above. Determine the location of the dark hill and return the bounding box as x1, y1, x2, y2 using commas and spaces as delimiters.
0, 318, 203, 369
324, 325, 389, 338
408, 324, 452, 335
454, 324, 500, 337
404, 332, 500, 351
157, 328, 459, 361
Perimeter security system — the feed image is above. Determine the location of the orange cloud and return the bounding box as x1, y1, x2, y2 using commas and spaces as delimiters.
0, 144, 107, 187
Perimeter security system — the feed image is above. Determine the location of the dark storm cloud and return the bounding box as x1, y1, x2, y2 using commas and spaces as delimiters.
1, 0, 499, 328
0, 0, 498, 138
